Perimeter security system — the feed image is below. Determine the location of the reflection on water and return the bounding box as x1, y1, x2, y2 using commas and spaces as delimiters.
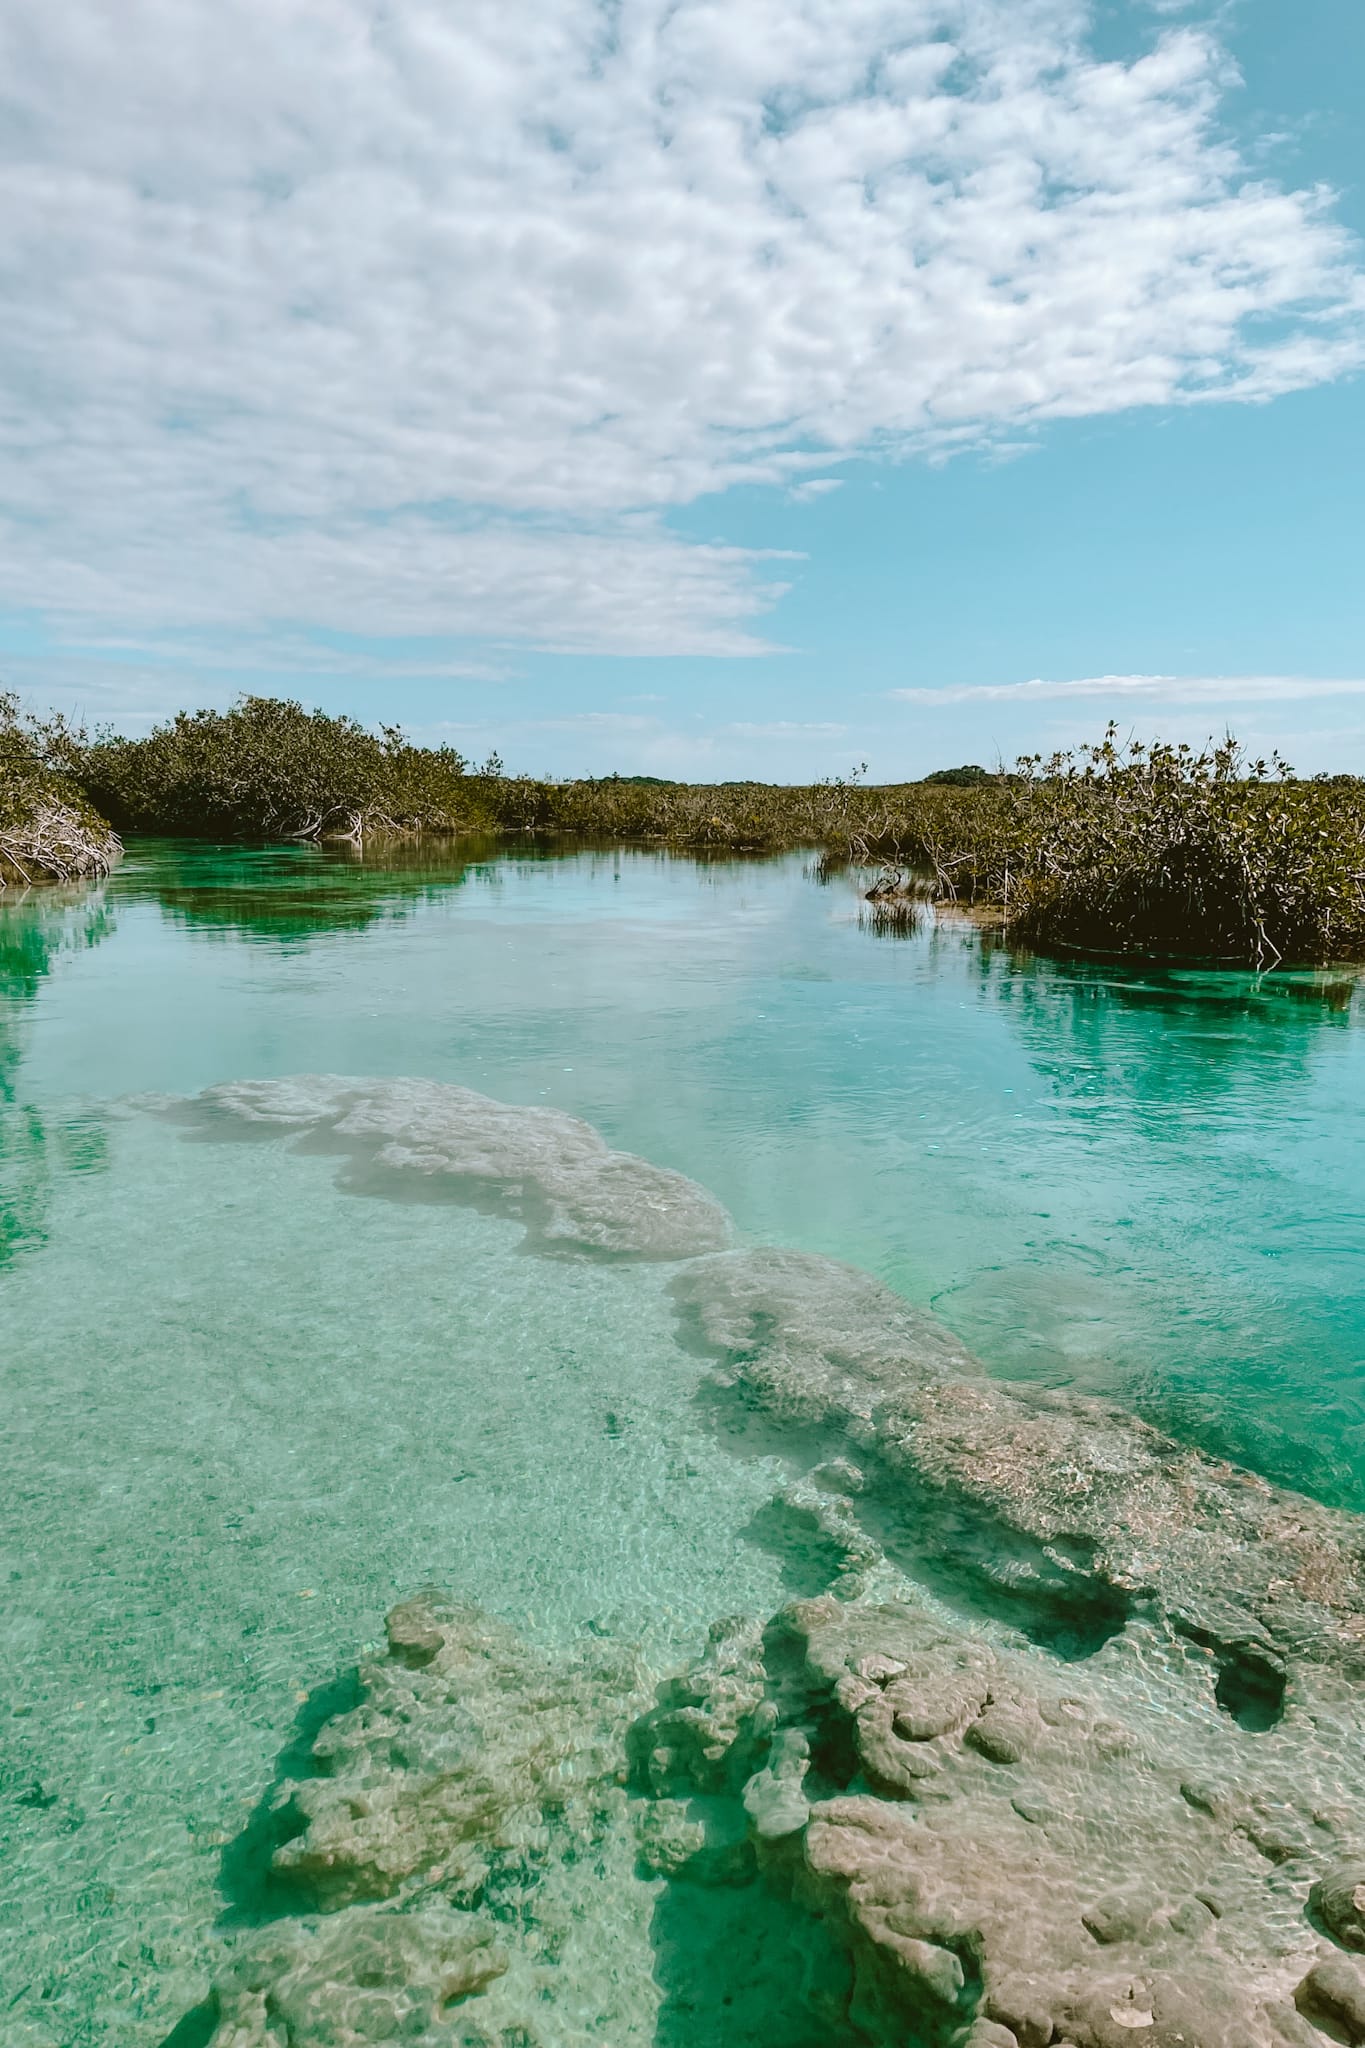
975, 932, 1361, 1107
112, 834, 505, 944
929, 935, 1365, 1491
0, 886, 115, 1265
3, 835, 1363, 1509
4, 836, 1365, 2046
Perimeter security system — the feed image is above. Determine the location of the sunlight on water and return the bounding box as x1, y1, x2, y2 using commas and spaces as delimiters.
3, 839, 1365, 2043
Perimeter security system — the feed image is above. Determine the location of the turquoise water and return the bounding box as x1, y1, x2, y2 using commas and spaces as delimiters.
2, 837, 1365, 2044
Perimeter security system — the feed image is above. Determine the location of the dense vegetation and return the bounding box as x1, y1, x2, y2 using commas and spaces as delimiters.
8, 694, 1365, 964
0, 693, 121, 886
847, 730, 1365, 966
476, 767, 907, 849
71, 695, 486, 842
920, 763, 992, 787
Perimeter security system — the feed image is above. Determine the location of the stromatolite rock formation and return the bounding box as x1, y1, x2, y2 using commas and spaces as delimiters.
757, 1595, 1357, 2048
146, 1074, 733, 1259
204, 1904, 510, 2046
672, 1248, 1365, 1695
195, 1596, 652, 2046
172, 1231, 1365, 2045
267, 1596, 644, 1910
184, 1569, 1365, 2048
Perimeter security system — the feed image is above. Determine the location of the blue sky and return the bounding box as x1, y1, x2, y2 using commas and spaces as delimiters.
1, 0, 1361, 779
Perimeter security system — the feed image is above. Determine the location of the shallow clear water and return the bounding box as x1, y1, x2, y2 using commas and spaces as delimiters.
2, 837, 1364, 2044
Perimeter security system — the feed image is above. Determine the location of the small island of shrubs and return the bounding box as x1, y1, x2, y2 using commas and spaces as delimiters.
0, 692, 121, 887
4, 692, 1365, 967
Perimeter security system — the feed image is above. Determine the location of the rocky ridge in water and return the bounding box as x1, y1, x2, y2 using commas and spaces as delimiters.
143, 1075, 733, 1260
155, 1083, 1365, 2047
180, 1257, 1365, 2047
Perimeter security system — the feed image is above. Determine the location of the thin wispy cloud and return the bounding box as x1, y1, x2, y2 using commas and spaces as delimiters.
0, 0, 1362, 670
787, 479, 846, 505
892, 674, 1365, 706
725, 721, 849, 738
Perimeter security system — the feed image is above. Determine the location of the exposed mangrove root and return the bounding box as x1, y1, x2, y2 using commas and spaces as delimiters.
849, 731, 1365, 967
1, 690, 121, 884
0, 799, 121, 886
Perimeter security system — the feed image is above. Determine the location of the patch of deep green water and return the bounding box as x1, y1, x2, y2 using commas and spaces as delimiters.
2, 837, 1365, 2044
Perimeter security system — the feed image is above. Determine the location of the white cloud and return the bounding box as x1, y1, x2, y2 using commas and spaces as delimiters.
892, 673, 1365, 705
725, 720, 849, 737
0, 0, 1361, 665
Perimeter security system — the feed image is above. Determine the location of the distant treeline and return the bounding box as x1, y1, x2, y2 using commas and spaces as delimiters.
5, 693, 1365, 966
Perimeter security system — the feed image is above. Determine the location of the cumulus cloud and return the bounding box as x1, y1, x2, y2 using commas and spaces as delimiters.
0, 0, 1361, 664
891, 674, 1365, 705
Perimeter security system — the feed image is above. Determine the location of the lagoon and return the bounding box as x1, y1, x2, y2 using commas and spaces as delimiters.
3, 838, 1365, 2045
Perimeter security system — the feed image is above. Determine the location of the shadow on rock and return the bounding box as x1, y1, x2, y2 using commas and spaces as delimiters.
155, 1998, 218, 2048
648, 1867, 855, 2048
215, 1665, 362, 1927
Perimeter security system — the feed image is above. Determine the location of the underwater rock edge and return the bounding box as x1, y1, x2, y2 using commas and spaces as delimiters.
189, 1575, 1365, 2048
142, 1084, 1365, 2045
137, 1074, 734, 1261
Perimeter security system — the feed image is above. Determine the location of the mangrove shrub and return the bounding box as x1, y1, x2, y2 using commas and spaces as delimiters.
72, 696, 487, 842
924, 730, 1365, 965
0, 693, 121, 884
34, 688, 1365, 965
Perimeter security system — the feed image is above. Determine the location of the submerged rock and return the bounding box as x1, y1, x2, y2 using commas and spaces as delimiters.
147, 1074, 733, 1259
1296, 1957, 1365, 2042
266, 1597, 643, 1911
205, 1904, 509, 2046
196, 1596, 652, 2046
672, 1248, 1365, 1691
166, 1214, 1365, 2046
772, 1594, 1350, 2048
177, 1560, 1365, 2048
1311, 1865, 1365, 1952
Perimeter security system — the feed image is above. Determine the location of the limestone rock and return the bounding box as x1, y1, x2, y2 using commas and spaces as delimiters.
632, 1792, 754, 1884
163, 1233, 1365, 2047
269, 1596, 642, 1910
670, 1245, 976, 1426
672, 1249, 1365, 1690
774, 1594, 1357, 2048
1312, 1863, 1365, 1951
1296, 1957, 1365, 2042
171, 1575, 1365, 2048
628, 1613, 770, 1798
157, 1074, 732, 1259
203, 1904, 508, 2047
741, 1727, 811, 1841
182, 1597, 657, 2046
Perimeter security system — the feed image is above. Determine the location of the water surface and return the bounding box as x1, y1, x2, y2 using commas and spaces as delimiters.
2, 837, 1363, 2044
